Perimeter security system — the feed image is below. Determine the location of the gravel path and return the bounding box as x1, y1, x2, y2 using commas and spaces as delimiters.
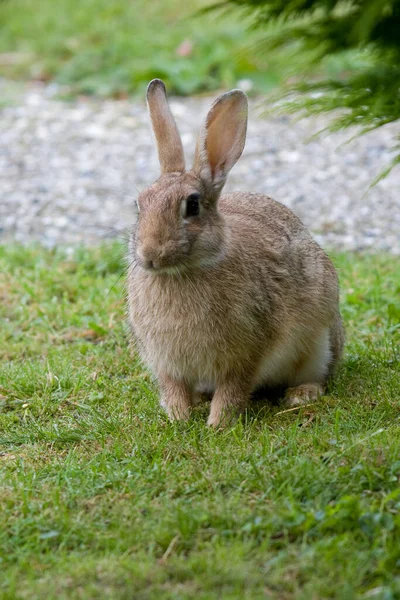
1, 81, 399, 252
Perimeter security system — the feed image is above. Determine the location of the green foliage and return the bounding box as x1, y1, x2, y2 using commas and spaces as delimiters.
1, 243, 400, 598
225, 0, 400, 176
0, 0, 274, 96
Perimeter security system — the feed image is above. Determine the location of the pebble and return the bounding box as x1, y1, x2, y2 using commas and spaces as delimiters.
0, 80, 399, 253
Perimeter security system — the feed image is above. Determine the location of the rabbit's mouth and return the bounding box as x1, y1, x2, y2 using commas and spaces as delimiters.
137, 254, 191, 275
146, 264, 188, 276
135, 237, 226, 274
139, 252, 224, 276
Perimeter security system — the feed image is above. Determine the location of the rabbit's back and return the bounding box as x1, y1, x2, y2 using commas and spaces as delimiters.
220, 192, 339, 319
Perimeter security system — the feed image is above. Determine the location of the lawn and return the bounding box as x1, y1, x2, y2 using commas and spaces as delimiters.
0, 243, 399, 599
0, 0, 275, 96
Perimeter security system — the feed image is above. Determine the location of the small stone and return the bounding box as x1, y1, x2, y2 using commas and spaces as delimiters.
54, 216, 68, 228
0, 80, 398, 253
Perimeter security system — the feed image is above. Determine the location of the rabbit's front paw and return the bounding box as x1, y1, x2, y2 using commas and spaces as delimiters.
165, 401, 191, 421
207, 383, 249, 428
207, 405, 234, 428
159, 375, 192, 422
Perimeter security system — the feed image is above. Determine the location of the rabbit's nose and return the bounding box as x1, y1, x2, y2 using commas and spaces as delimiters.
144, 258, 154, 270
137, 246, 160, 271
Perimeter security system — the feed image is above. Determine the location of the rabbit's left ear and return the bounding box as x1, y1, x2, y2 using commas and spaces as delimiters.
193, 89, 247, 192
147, 79, 185, 174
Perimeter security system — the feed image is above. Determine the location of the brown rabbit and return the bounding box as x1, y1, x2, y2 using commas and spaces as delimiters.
127, 79, 344, 427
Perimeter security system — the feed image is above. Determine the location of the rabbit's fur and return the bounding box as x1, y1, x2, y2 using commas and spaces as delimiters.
128, 80, 344, 427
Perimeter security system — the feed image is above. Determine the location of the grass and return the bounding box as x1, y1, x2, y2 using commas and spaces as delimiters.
0, 0, 276, 97
0, 243, 400, 599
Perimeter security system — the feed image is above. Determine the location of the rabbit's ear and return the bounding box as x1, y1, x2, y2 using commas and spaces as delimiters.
193, 90, 247, 192
147, 79, 185, 174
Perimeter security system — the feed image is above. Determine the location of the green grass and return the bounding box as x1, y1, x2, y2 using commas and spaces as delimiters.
0, 243, 400, 599
0, 0, 276, 96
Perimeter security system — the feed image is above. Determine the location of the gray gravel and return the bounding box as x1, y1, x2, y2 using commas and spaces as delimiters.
1, 80, 399, 252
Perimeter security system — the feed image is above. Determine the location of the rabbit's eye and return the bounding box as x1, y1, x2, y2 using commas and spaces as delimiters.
184, 193, 200, 218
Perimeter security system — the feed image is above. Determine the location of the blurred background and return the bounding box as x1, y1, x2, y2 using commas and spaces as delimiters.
0, 0, 274, 96
0, 0, 399, 251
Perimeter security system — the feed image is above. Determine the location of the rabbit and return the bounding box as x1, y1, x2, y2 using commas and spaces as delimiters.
127, 79, 344, 427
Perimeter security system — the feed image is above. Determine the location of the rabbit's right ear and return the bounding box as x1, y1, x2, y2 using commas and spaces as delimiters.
146, 79, 185, 174
193, 89, 247, 193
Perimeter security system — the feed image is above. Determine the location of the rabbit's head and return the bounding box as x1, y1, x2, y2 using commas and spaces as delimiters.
134, 79, 248, 273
